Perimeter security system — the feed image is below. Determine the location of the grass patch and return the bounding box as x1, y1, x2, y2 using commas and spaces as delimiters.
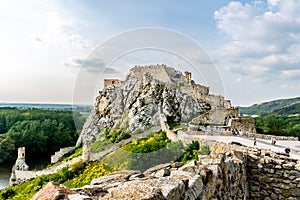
91, 139, 112, 153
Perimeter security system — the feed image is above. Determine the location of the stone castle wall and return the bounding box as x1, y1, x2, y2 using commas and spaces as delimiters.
204, 94, 225, 109
51, 147, 76, 164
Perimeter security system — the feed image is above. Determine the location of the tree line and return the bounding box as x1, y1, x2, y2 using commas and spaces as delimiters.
0, 108, 85, 162
254, 113, 300, 137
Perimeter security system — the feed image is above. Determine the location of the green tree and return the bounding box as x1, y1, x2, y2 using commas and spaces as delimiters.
0, 136, 15, 160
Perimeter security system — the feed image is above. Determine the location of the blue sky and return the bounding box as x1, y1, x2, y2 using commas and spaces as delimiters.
0, 0, 299, 106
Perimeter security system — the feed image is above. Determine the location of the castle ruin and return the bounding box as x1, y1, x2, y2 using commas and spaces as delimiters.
10, 147, 29, 185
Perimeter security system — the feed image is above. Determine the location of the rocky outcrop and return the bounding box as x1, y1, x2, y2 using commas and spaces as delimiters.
31, 182, 76, 200
33, 144, 250, 200
78, 65, 212, 144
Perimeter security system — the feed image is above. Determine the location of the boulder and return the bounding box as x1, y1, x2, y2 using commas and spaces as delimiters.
31, 182, 76, 200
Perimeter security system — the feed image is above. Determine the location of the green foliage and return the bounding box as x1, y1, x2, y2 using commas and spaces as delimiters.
254, 113, 300, 136
1, 188, 15, 199
102, 131, 184, 171
0, 161, 114, 199
64, 161, 114, 188
0, 136, 15, 160
105, 125, 131, 143
0, 108, 83, 162
166, 116, 180, 129
273, 103, 300, 115
122, 131, 170, 153
199, 145, 210, 155
180, 141, 200, 163
62, 147, 82, 163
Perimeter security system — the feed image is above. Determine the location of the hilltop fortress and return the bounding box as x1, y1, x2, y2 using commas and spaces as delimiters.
85, 64, 254, 142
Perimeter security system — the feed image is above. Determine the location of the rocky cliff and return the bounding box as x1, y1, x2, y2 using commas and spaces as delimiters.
78, 64, 237, 144
78, 65, 209, 143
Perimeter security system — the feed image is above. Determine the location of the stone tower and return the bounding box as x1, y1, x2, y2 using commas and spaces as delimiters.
10, 147, 29, 185
14, 147, 29, 171
18, 147, 26, 159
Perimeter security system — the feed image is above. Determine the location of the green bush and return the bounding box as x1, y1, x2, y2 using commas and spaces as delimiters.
1, 188, 15, 199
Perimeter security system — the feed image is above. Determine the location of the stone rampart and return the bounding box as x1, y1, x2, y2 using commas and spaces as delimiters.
51, 146, 75, 164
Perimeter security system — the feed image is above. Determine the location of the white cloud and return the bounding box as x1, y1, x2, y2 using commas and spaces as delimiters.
282, 69, 300, 78
214, 0, 300, 82
64, 56, 119, 74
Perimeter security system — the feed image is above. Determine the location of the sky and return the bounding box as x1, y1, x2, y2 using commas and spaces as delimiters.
0, 0, 300, 106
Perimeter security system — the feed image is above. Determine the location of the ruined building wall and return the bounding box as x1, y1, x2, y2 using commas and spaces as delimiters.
205, 94, 225, 110
193, 107, 239, 125
229, 118, 256, 135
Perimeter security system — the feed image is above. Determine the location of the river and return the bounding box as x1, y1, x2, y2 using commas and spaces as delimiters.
0, 163, 12, 190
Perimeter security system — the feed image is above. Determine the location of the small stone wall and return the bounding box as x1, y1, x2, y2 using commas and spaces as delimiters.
248, 133, 297, 141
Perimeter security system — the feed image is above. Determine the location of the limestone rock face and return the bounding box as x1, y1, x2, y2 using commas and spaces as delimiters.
78, 65, 211, 143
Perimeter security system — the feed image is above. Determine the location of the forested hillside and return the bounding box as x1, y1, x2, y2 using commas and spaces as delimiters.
0, 108, 85, 162
238, 97, 300, 137
239, 96, 300, 115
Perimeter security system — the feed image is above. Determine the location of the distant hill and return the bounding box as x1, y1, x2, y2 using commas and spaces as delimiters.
0, 103, 92, 113
239, 97, 300, 115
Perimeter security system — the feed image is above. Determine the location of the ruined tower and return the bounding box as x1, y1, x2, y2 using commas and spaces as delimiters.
184, 71, 192, 84
9, 147, 29, 185
15, 147, 29, 170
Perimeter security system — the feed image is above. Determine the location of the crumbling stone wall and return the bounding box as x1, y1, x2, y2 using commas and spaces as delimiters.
51, 147, 75, 164
193, 107, 239, 125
